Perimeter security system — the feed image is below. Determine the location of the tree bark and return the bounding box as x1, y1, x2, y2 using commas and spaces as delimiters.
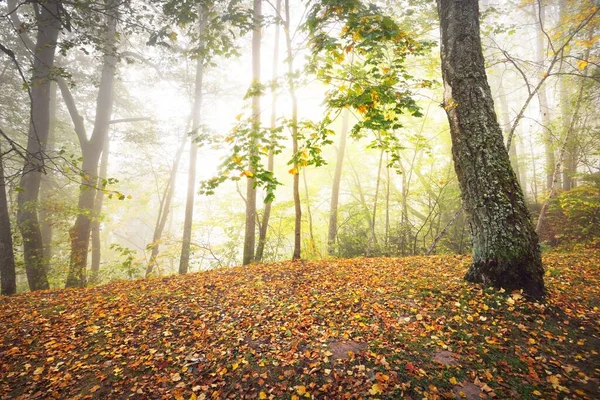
180, 11, 207, 274
243, 0, 262, 265
256, 0, 282, 263
0, 146, 17, 295
437, 0, 545, 299
65, 0, 118, 288
16, 0, 61, 291
327, 110, 349, 255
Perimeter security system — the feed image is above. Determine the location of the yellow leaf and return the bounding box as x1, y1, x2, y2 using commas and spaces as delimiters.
292, 396, 299, 400
189, 394, 197, 400
533, 390, 542, 396
289, 167, 299, 175
259, 392, 267, 399
33, 367, 44, 375
296, 386, 307, 395
241, 170, 254, 178
415, 313, 423, 321
171, 373, 181, 382
369, 383, 383, 395
449, 377, 458, 385
577, 60, 588, 69
232, 362, 239, 371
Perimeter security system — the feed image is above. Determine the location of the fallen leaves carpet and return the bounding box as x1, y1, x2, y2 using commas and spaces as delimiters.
1, 251, 599, 399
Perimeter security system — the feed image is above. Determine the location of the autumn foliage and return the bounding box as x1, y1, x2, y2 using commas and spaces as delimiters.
1, 251, 599, 399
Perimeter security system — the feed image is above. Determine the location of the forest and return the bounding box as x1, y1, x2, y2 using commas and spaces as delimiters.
0, 0, 599, 398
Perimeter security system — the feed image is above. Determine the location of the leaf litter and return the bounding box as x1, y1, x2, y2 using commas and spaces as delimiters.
0, 250, 598, 399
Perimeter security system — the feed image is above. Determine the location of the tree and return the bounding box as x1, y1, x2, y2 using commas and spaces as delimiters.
242, 0, 262, 265
9, 0, 61, 291
437, 0, 545, 299
0, 141, 16, 295
180, 12, 207, 275
283, 0, 301, 260
255, 0, 282, 263
327, 110, 349, 255
61, 0, 119, 287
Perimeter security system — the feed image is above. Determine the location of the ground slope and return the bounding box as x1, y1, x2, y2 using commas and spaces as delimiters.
1, 251, 599, 399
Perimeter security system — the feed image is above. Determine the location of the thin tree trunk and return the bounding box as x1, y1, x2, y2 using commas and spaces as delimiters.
148, 134, 186, 276
302, 169, 315, 256
180, 11, 207, 274
370, 148, 384, 253
426, 208, 462, 255
90, 136, 109, 284
536, 51, 590, 235
437, 0, 545, 299
65, 0, 118, 288
39, 81, 57, 269
243, 0, 262, 265
497, 81, 522, 186
348, 157, 378, 254
0, 146, 16, 295
327, 109, 349, 255
15, 0, 60, 291
256, 0, 281, 262
384, 153, 390, 255
283, 0, 301, 261
534, 4, 556, 191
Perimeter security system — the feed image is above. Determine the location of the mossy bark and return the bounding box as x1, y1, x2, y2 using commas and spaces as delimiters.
437, 0, 545, 299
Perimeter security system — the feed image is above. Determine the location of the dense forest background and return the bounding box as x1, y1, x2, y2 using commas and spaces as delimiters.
1, 0, 599, 294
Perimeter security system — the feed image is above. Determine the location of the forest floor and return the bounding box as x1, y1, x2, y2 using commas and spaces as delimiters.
1, 250, 599, 400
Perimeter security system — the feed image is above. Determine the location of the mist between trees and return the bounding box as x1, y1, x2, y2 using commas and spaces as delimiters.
1, 0, 598, 297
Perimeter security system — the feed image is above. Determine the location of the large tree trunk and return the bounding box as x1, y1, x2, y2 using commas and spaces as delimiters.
65, 0, 118, 288
437, 0, 545, 299
327, 110, 349, 255
16, 0, 61, 291
243, 0, 262, 265
256, 0, 281, 263
0, 146, 17, 295
179, 12, 206, 274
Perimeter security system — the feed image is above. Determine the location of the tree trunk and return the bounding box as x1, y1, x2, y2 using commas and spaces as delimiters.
302, 169, 315, 256
384, 153, 390, 255
327, 110, 349, 255
65, 0, 118, 288
90, 136, 110, 284
179, 12, 206, 274
437, 0, 545, 299
39, 81, 57, 269
536, 50, 590, 235
283, 0, 301, 261
371, 148, 384, 252
497, 81, 522, 187
243, 0, 262, 265
148, 134, 186, 276
256, 0, 281, 263
534, 3, 555, 192
0, 146, 17, 295
16, 0, 61, 291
